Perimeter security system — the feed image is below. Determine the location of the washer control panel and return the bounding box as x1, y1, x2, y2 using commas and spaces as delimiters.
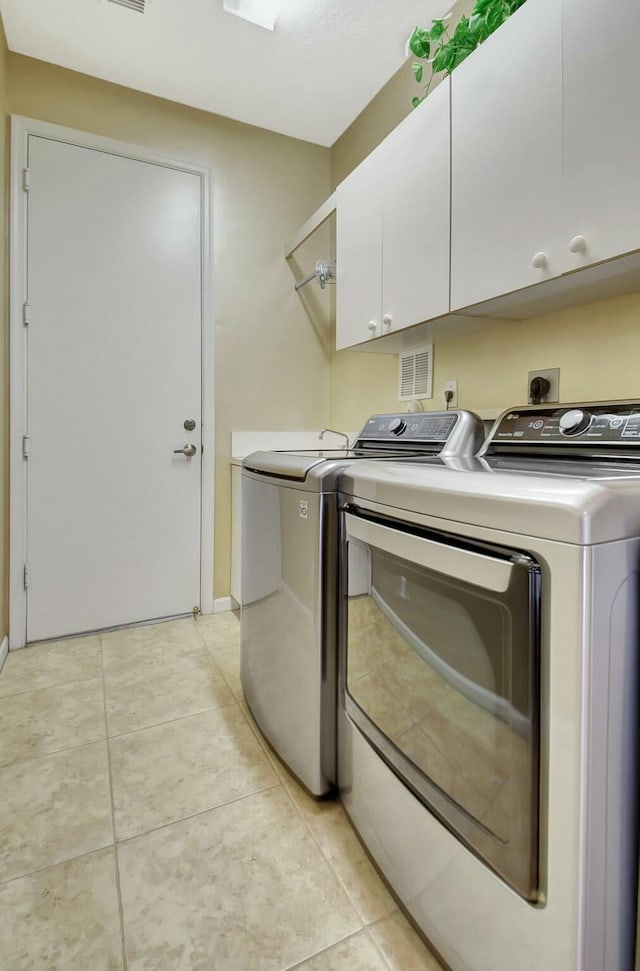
489, 403, 640, 448
358, 412, 459, 445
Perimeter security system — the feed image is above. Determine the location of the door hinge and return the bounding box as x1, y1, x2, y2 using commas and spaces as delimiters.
23, 302, 30, 326
23, 168, 30, 192
23, 564, 29, 590
22, 435, 30, 458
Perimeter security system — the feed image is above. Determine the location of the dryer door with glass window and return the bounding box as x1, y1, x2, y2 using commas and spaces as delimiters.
341, 509, 541, 901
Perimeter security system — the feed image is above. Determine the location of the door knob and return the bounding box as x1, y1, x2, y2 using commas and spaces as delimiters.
531, 252, 548, 269
367, 320, 377, 333
569, 235, 587, 254
174, 443, 197, 457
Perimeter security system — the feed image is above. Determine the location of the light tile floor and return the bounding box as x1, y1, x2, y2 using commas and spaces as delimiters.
0, 613, 445, 970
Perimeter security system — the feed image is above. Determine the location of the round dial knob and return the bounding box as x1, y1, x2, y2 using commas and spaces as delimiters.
559, 408, 591, 436
389, 418, 406, 436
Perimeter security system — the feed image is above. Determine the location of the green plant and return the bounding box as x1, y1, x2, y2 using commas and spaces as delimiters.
408, 0, 528, 107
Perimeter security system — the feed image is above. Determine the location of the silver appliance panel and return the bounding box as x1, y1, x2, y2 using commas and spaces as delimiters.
241, 477, 338, 795
240, 410, 486, 797
242, 448, 436, 483
341, 507, 541, 901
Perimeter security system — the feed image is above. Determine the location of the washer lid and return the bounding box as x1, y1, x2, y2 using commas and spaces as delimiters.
339, 460, 640, 545
242, 448, 427, 482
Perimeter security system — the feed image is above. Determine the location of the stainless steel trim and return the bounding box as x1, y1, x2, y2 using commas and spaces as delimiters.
242, 451, 327, 481
340, 504, 542, 901
346, 513, 513, 593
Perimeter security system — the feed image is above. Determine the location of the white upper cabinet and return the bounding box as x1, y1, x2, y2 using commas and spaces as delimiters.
381, 78, 450, 336
336, 78, 451, 349
333, 0, 640, 349
561, 0, 640, 272
450, 0, 563, 311
336, 149, 383, 349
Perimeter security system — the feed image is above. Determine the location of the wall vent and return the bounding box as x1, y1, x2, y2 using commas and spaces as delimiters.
398, 343, 433, 402
108, 0, 145, 12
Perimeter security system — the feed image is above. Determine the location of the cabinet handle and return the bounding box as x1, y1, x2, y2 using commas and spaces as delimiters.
569, 235, 587, 254
382, 314, 392, 329
531, 252, 548, 269
367, 320, 377, 333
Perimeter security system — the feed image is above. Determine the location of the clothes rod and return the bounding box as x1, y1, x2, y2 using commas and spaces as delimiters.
294, 270, 317, 291
294, 259, 336, 292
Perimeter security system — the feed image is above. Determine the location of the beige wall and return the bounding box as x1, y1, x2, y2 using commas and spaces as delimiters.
328, 7, 640, 433
329, 292, 640, 429
331, 0, 475, 190
6, 53, 332, 606
0, 22, 6, 635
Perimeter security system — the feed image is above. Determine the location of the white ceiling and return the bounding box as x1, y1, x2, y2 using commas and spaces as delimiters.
0, 0, 451, 146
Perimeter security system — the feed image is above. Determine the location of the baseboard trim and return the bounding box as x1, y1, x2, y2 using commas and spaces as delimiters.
213, 596, 234, 614
0, 635, 9, 673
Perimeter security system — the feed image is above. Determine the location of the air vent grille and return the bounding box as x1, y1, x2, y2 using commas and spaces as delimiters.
108, 0, 145, 12
398, 344, 433, 401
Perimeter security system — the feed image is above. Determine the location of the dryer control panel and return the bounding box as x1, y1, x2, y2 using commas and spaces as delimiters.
486, 401, 640, 452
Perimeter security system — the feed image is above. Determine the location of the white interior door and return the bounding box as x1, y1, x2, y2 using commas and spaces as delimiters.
25, 135, 203, 642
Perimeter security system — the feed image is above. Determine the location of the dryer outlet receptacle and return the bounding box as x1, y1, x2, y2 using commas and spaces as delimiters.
527, 368, 560, 404
443, 380, 458, 408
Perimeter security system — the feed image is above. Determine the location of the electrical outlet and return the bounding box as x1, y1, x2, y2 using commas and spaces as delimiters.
527, 368, 560, 404
443, 380, 458, 408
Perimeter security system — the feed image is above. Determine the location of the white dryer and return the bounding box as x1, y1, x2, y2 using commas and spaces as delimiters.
338, 400, 640, 971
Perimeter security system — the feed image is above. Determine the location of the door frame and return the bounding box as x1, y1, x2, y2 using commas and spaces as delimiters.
9, 115, 215, 649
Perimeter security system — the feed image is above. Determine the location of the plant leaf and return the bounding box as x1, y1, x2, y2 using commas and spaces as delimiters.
411, 63, 424, 83
408, 26, 431, 59
411, 0, 528, 98
486, 2, 509, 32
431, 46, 450, 73
411, 96, 422, 108
469, 11, 491, 42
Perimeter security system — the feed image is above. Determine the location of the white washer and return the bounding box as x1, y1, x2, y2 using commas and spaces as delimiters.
338, 400, 640, 971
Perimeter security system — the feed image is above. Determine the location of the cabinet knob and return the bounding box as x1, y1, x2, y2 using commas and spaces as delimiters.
367, 320, 377, 333
532, 252, 548, 269
382, 314, 392, 329
569, 235, 587, 254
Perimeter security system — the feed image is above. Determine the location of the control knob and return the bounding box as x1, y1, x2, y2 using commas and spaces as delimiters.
559, 408, 591, 436
389, 418, 406, 436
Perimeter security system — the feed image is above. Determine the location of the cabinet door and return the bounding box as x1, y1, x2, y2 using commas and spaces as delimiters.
336, 151, 383, 350
382, 78, 451, 334
562, 0, 640, 272
450, 0, 563, 310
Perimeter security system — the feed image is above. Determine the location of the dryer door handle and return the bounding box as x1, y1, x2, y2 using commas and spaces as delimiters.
345, 513, 513, 593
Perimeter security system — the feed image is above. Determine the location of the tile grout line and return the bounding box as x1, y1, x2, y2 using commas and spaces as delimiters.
106, 698, 238, 741
0, 730, 108, 773
282, 926, 384, 971
0, 672, 101, 701
115, 782, 282, 847
99, 633, 129, 971
235, 708, 374, 970
2, 731, 110, 776
0, 842, 116, 889
195, 624, 397, 968
236, 702, 373, 929
363, 921, 398, 971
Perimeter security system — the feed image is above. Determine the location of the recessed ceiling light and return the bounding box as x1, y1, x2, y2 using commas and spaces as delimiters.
222, 0, 287, 31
